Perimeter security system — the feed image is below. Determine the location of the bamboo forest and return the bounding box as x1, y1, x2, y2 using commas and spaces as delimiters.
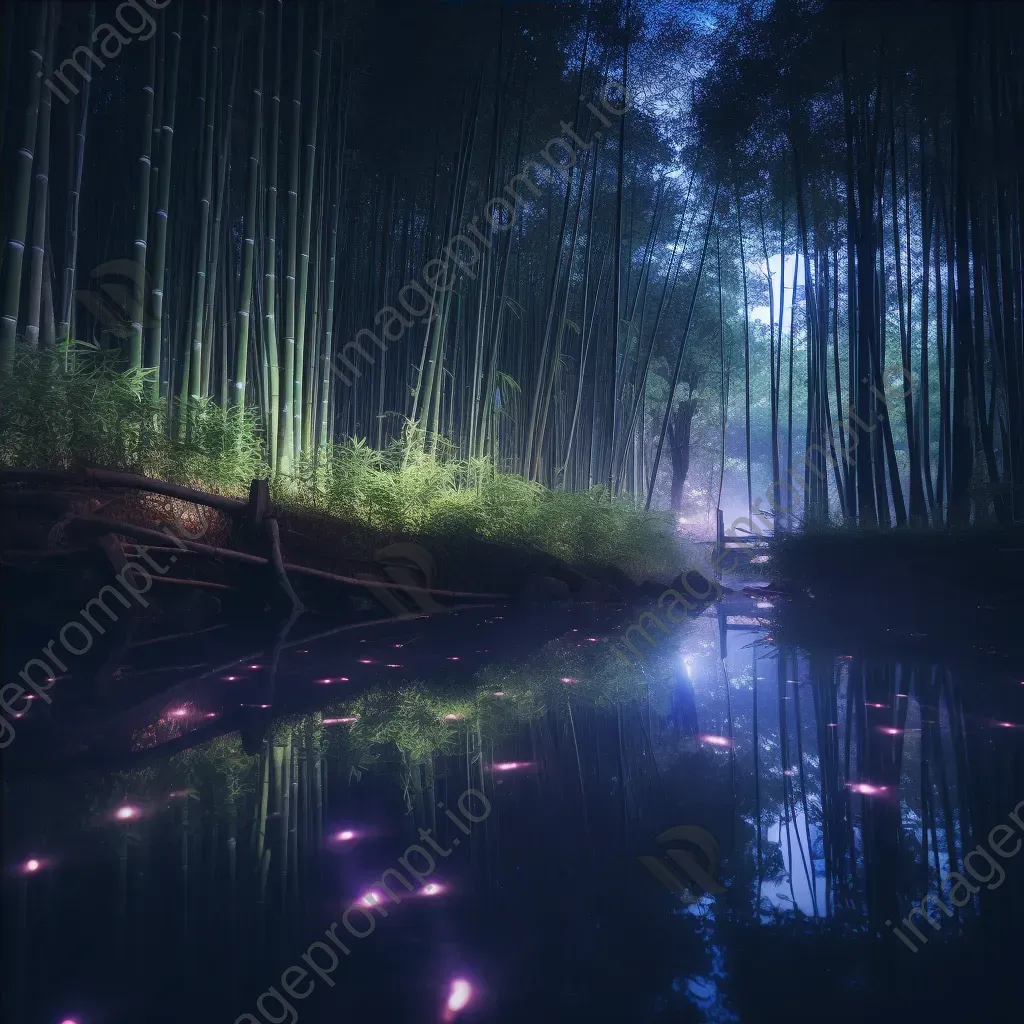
2, 1, 1023, 1023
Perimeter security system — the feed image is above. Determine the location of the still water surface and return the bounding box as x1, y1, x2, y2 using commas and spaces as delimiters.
5, 591, 1024, 1023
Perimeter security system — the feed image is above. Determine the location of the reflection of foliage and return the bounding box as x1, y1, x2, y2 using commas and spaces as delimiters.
111, 733, 259, 815
316, 627, 689, 767
96, 617, 696, 815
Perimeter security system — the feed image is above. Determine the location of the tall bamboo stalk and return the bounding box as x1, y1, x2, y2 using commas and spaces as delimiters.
23, 3, 56, 349
0, 3, 47, 370
146, 2, 183, 401
232, 0, 266, 415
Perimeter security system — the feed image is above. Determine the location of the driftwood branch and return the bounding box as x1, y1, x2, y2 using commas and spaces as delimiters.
65, 515, 507, 600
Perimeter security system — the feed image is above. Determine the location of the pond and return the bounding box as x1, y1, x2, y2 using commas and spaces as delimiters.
4, 585, 1024, 1023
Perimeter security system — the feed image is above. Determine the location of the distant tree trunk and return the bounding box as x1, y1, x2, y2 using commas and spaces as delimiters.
666, 392, 695, 513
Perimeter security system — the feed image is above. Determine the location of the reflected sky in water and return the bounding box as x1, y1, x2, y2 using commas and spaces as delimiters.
4, 595, 1024, 1023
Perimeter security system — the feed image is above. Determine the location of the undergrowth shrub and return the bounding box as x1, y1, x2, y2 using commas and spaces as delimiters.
2, 353, 682, 578
0, 345, 262, 492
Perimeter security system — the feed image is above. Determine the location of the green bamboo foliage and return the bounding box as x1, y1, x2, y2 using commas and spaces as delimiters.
0, 0, 1019, 529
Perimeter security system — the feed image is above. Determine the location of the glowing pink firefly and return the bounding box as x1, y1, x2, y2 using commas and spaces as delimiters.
25, 859, 41, 872
361, 890, 384, 907
386, 664, 403, 669
358, 659, 374, 664
115, 805, 139, 820
492, 761, 534, 771
698, 734, 731, 747
420, 882, 444, 896
169, 707, 190, 718
445, 978, 473, 1017
323, 716, 359, 725
491, 692, 505, 697
222, 676, 239, 681
336, 830, 356, 841
206, 713, 217, 718
865, 702, 887, 709
560, 677, 578, 684
447, 656, 460, 661
878, 726, 902, 736
846, 782, 887, 796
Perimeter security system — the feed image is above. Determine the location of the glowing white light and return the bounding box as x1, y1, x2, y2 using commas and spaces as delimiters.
420, 883, 444, 896
446, 978, 473, 1013
491, 692, 505, 697
169, 707, 190, 718
358, 659, 374, 664
323, 716, 359, 725
115, 806, 139, 820
879, 726, 902, 736
756, 601, 773, 609
386, 664, 403, 668
447, 656, 460, 661
25, 859, 40, 872
865, 702, 887, 709
362, 890, 383, 906
560, 677, 577, 684
337, 830, 355, 841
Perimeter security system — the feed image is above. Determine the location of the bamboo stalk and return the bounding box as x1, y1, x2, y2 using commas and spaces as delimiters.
0, 3, 47, 370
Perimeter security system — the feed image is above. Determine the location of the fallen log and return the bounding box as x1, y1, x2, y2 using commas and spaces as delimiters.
1, 466, 248, 515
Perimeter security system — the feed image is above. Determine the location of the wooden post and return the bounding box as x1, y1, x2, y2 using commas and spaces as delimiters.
246, 478, 271, 535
